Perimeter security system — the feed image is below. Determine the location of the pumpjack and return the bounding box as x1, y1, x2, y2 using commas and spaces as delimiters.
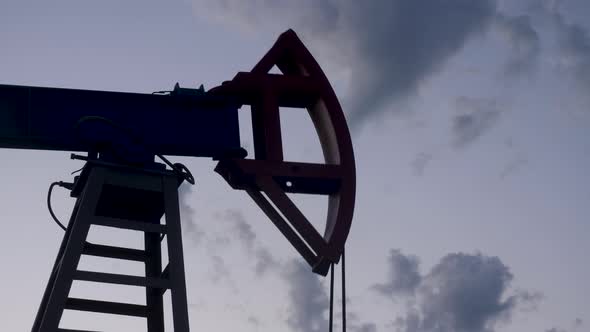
0, 30, 356, 332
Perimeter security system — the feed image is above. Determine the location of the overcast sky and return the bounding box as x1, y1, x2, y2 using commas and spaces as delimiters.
0, 1, 589, 332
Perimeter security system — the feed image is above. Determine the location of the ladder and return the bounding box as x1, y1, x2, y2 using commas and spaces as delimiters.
31, 162, 191, 332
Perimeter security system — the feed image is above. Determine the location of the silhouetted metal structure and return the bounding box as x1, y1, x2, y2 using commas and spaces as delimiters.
0, 30, 355, 332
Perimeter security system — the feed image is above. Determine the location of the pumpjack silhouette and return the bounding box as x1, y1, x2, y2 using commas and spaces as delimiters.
0, 30, 356, 332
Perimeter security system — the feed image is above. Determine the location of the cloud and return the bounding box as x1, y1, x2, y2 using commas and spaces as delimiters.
413, 253, 517, 332
494, 14, 541, 76
411, 153, 433, 177
210, 254, 231, 283
499, 153, 528, 179
178, 183, 205, 246
377, 250, 541, 332
452, 97, 504, 148
220, 209, 256, 250
283, 259, 330, 332
247, 315, 262, 328
545, 317, 585, 332
254, 247, 280, 276
282, 259, 375, 332
350, 322, 377, 332
193, 0, 501, 129
533, 1, 590, 93
372, 249, 421, 297
216, 209, 281, 276
545, 328, 566, 332
513, 289, 543, 312
553, 13, 590, 92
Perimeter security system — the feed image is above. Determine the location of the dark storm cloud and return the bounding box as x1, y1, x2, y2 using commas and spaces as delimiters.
377, 250, 541, 332
452, 97, 503, 148
283, 260, 329, 332
372, 249, 421, 297
494, 14, 541, 76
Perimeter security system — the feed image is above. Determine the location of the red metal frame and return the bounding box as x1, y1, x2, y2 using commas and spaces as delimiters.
212, 30, 356, 275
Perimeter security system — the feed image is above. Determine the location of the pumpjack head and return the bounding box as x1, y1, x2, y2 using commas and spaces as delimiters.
212, 30, 356, 276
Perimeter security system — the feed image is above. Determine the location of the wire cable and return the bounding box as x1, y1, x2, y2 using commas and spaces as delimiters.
329, 262, 335, 332
342, 247, 346, 332
329, 249, 347, 332
70, 166, 84, 175
47, 182, 67, 231
47, 181, 100, 251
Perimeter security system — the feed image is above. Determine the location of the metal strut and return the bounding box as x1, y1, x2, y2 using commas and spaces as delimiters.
32, 161, 191, 332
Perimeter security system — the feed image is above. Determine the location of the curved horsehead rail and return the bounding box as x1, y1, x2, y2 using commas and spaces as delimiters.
212, 30, 356, 276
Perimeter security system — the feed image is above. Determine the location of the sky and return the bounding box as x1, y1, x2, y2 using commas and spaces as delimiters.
0, 0, 589, 332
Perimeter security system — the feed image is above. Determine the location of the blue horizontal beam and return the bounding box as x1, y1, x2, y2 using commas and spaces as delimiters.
0, 84, 242, 159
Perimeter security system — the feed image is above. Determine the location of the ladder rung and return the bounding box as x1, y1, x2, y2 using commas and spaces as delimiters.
92, 216, 167, 233
65, 297, 148, 317
83, 243, 147, 262
74, 270, 170, 289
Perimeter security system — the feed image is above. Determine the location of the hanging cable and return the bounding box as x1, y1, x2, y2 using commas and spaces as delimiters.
329, 262, 335, 332
70, 166, 84, 175
341, 247, 346, 332
329, 249, 347, 332
47, 181, 74, 231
